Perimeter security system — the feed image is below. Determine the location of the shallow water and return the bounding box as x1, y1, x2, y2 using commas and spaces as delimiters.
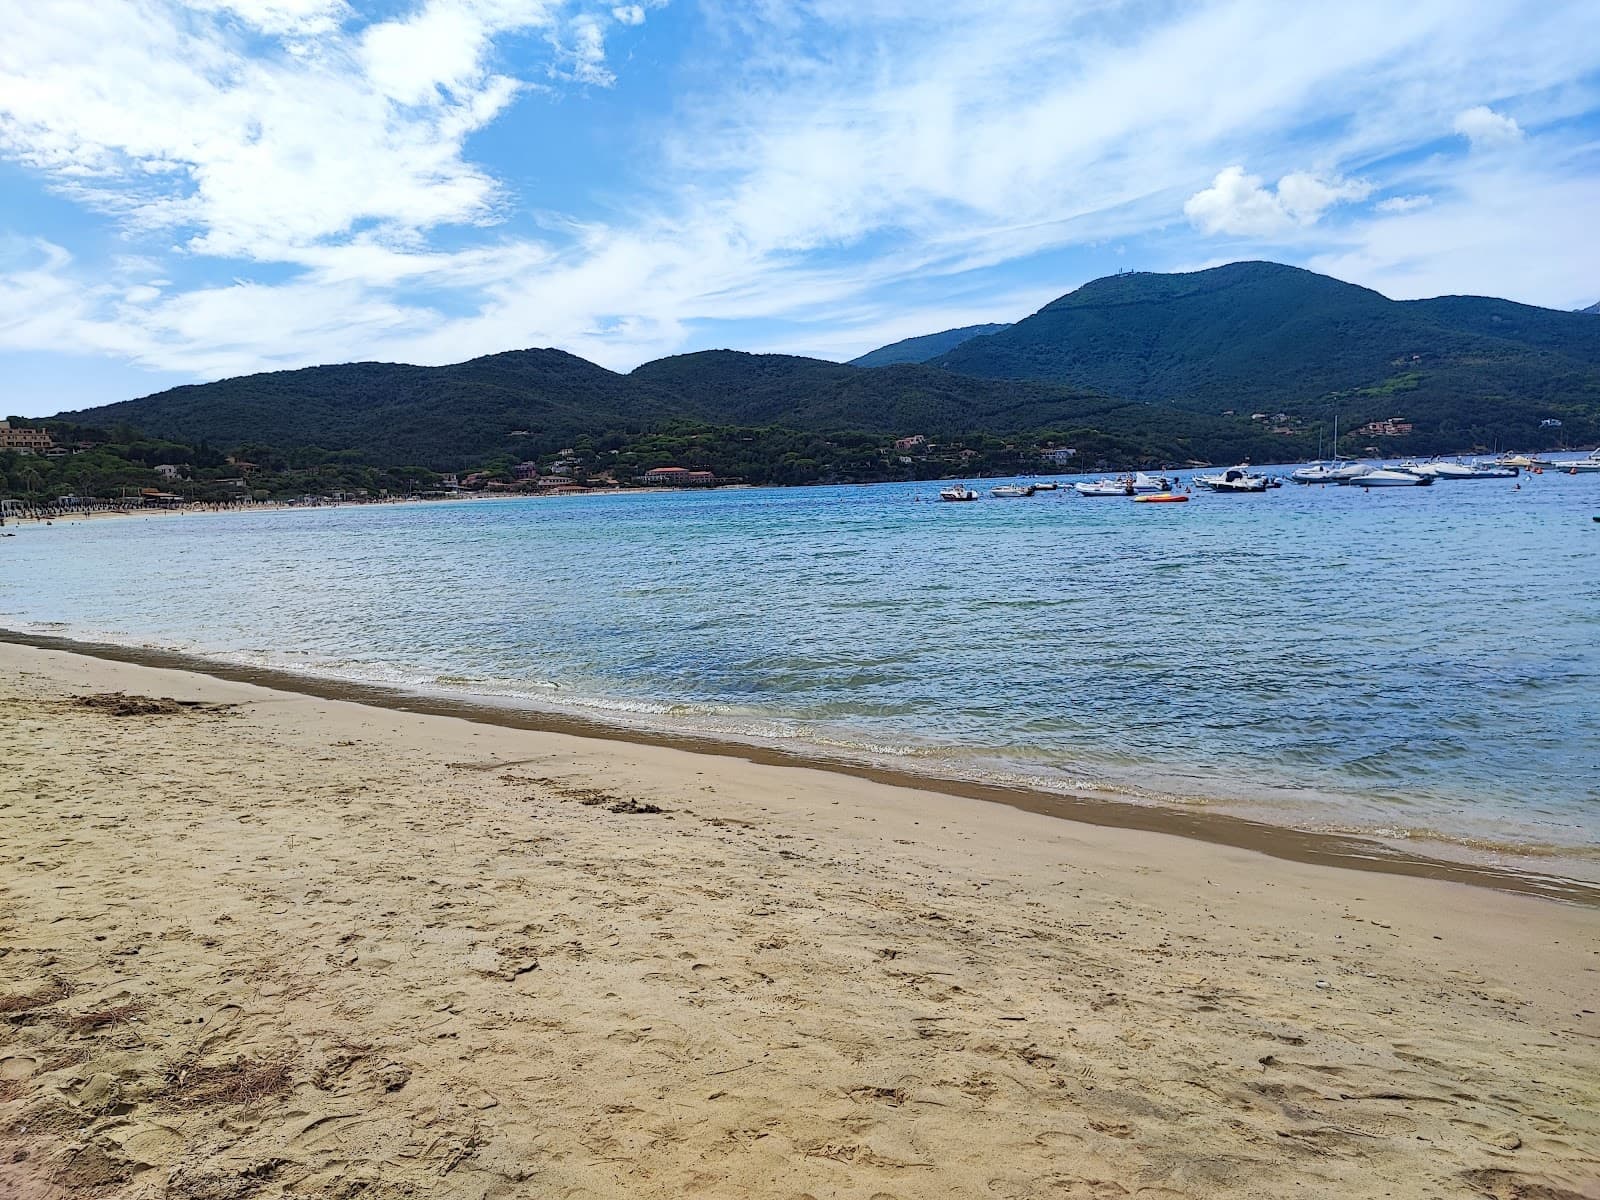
4, 467, 1598, 878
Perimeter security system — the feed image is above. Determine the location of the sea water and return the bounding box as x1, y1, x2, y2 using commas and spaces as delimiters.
4, 469, 1597, 880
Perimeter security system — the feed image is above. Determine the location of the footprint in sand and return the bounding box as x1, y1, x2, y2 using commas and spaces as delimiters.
0, 1055, 39, 1080
1032, 1130, 1083, 1148
114, 1122, 183, 1166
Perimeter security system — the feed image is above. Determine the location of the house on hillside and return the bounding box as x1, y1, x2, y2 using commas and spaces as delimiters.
1040, 447, 1078, 465
0, 422, 52, 453
1355, 417, 1413, 437
155, 464, 184, 480
893, 435, 927, 452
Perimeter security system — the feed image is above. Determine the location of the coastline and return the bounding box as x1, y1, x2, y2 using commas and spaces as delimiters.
3, 624, 1595, 906
1, 638, 1597, 1198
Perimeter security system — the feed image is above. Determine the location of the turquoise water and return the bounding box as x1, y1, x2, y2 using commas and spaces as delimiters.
4, 469, 1598, 877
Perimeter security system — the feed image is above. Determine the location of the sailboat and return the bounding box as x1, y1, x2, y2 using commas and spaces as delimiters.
1290, 414, 1366, 483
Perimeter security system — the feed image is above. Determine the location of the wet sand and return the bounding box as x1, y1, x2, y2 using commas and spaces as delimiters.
3, 629, 1593, 905
1, 640, 1597, 1199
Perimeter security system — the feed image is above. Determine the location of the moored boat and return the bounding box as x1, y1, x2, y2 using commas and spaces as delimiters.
1551, 450, 1600, 474
1073, 478, 1135, 497
1353, 467, 1434, 487
1074, 471, 1176, 496
990, 484, 1036, 498
939, 484, 979, 502
1290, 462, 1344, 484
1495, 452, 1555, 470
1194, 465, 1270, 492
1133, 492, 1188, 503
1418, 460, 1477, 479
1130, 472, 1175, 493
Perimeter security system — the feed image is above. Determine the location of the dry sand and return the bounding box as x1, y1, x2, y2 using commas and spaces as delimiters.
0, 641, 1596, 1199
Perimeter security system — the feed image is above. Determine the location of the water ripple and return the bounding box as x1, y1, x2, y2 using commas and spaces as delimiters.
4, 469, 1598, 864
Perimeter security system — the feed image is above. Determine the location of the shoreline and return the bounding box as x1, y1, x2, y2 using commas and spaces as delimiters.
2, 637, 1598, 1197
4, 624, 1594, 906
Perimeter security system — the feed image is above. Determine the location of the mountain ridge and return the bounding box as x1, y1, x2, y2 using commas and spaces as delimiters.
922, 262, 1600, 446
48, 261, 1600, 468
848, 323, 1010, 367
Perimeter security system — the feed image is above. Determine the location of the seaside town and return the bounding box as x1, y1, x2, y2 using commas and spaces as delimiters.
3, 415, 1117, 518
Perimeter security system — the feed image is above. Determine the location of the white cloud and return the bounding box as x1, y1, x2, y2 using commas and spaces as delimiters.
0, 0, 614, 265
1184, 166, 1371, 237
1375, 194, 1432, 213
186, 0, 350, 37
1309, 151, 1596, 306
556, 13, 614, 85
1453, 104, 1524, 149
2, 0, 1599, 388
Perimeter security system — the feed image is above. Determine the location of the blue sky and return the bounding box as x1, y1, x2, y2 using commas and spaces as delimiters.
2, 0, 1598, 416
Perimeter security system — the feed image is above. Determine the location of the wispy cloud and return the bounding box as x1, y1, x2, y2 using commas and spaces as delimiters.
1375, 194, 1432, 214
0, 0, 1598, 398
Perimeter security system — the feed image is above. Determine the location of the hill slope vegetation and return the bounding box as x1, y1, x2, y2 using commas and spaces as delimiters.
925, 261, 1600, 447
849, 323, 1010, 366
64, 347, 1279, 469
54, 262, 1599, 470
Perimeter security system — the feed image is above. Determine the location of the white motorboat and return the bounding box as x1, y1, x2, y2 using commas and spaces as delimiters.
1131, 472, 1174, 493
1552, 450, 1600, 474
1074, 471, 1177, 496
939, 484, 979, 502
1353, 467, 1434, 487
1397, 459, 1509, 480
1074, 478, 1135, 497
1394, 459, 1448, 478
1419, 460, 1480, 479
1290, 462, 1342, 484
1194, 465, 1269, 492
1032, 481, 1060, 491
990, 484, 1036, 498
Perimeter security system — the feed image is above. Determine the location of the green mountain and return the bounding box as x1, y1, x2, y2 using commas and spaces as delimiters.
61, 345, 1278, 470
52, 261, 1598, 474
56, 349, 674, 468
848, 323, 1010, 367
925, 261, 1600, 447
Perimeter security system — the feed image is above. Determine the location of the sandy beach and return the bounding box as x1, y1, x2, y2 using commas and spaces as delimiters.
1, 641, 1597, 1199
